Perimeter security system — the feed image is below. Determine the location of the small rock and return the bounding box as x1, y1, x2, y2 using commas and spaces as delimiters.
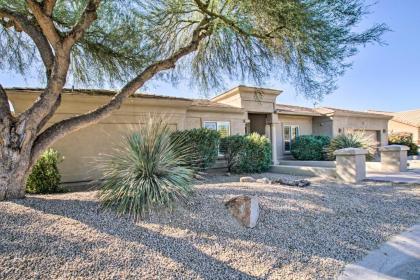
240, 176, 256, 183
225, 195, 260, 228
272, 178, 311, 188
225, 172, 231, 176
256, 177, 271, 184
194, 174, 205, 180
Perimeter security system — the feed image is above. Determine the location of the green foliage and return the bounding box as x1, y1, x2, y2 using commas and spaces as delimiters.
220, 135, 246, 172
220, 133, 271, 173
389, 132, 419, 156
171, 128, 220, 170
291, 135, 331, 161
327, 132, 377, 160
99, 117, 195, 219
0, 0, 388, 98
26, 149, 62, 194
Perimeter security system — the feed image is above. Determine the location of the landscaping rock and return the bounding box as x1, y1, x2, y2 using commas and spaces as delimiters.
240, 176, 256, 183
225, 172, 231, 176
225, 195, 260, 228
194, 174, 206, 180
272, 178, 311, 188
256, 177, 271, 184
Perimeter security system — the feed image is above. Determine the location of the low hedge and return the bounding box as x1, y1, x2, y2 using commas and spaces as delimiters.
388, 132, 418, 156
171, 128, 220, 170
291, 135, 330, 160
26, 148, 63, 194
220, 133, 271, 173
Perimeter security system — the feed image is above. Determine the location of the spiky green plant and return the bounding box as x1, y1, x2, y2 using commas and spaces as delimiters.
327, 131, 377, 160
99, 117, 195, 219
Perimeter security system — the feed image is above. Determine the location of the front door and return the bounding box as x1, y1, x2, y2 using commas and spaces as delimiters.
283, 125, 299, 153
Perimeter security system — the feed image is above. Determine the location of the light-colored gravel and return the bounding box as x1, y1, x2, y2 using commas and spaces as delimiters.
1, 173, 419, 279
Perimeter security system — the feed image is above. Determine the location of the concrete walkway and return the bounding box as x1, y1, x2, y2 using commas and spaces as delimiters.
338, 224, 420, 280
367, 170, 420, 184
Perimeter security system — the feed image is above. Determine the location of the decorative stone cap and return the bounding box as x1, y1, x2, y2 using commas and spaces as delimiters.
333, 148, 368, 156
379, 145, 410, 152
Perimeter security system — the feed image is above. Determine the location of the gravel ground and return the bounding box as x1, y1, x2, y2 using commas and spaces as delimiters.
1, 173, 419, 280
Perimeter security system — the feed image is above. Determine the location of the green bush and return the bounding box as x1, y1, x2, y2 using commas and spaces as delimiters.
220, 133, 271, 173
99, 117, 195, 219
389, 132, 418, 156
171, 128, 220, 170
327, 132, 377, 160
220, 135, 246, 172
26, 148, 62, 194
291, 135, 330, 160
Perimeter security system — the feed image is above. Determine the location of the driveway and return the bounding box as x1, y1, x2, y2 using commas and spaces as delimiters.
338, 224, 420, 280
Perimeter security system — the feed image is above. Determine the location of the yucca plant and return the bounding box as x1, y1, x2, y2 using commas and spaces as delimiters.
327, 131, 377, 160
99, 117, 195, 219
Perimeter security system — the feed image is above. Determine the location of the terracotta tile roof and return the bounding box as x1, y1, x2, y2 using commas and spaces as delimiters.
6, 87, 194, 102
316, 107, 393, 119
275, 104, 321, 116
6, 87, 242, 110
392, 109, 420, 127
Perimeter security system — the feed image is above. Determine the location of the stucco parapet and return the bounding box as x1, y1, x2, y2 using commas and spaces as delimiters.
379, 145, 410, 152
334, 148, 368, 156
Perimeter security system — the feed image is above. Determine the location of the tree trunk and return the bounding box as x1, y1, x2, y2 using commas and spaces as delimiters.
0, 139, 31, 201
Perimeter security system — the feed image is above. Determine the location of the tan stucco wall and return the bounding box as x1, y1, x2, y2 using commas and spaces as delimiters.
8, 91, 245, 182
312, 116, 333, 138
331, 116, 389, 146
389, 120, 420, 144
276, 114, 313, 158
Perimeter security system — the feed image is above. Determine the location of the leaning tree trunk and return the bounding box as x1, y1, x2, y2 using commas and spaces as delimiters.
0, 146, 31, 200
0, 116, 33, 200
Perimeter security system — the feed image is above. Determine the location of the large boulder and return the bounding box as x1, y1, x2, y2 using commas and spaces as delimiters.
240, 176, 256, 183
225, 195, 260, 228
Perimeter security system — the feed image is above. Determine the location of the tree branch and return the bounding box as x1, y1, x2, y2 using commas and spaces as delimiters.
63, 0, 101, 49
0, 84, 11, 120
19, 0, 101, 137
42, 0, 57, 17
31, 18, 212, 163
26, 0, 62, 48
0, 8, 54, 75
193, 0, 280, 39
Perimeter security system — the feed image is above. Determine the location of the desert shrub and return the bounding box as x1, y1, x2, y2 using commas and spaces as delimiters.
327, 132, 377, 160
221, 133, 271, 173
26, 148, 62, 194
171, 128, 220, 170
220, 135, 246, 172
388, 132, 418, 156
291, 135, 330, 160
99, 117, 195, 219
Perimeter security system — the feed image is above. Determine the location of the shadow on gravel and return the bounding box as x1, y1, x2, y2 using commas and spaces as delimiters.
10, 197, 262, 280
6, 176, 420, 279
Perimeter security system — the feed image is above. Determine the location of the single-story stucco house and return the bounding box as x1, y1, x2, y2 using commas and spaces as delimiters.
369, 109, 420, 145
7, 86, 392, 183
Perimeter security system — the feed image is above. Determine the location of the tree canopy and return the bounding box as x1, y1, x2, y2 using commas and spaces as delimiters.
0, 0, 388, 200
1, 0, 387, 99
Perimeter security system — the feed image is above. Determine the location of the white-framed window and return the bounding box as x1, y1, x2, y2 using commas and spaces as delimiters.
203, 121, 231, 137
283, 125, 299, 152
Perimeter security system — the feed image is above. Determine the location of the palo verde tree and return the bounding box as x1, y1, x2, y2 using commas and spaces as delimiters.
0, 0, 387, 200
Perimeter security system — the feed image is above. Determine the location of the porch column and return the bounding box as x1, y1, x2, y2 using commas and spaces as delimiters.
379, 145, 409, 172
334, 148, 367, 183
271, 123, 278, 165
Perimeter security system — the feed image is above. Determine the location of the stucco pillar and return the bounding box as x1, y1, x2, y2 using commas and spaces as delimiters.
271, 123, 278, 165
334, 148, 367, 183
379, 145, 409, 172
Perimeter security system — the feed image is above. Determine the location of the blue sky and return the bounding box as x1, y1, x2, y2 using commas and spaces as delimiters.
1, 0, 419, 112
